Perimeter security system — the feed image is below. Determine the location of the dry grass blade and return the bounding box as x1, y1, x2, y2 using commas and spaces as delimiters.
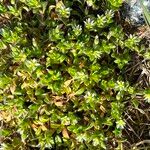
139, 0, 150, 26
132, 140, 150, 149
123, 98, 150, 150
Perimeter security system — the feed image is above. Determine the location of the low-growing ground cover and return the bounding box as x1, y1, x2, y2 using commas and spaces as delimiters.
0, 0, 150, 149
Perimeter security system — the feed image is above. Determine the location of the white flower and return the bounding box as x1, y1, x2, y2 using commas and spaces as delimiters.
84, 18, 95, 29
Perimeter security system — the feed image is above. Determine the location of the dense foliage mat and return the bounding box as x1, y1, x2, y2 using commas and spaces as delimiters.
0, 0, 150, 149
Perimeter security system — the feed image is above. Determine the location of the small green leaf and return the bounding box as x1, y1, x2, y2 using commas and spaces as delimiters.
75, 87, 85, 95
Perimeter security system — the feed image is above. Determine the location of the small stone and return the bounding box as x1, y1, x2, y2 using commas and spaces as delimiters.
124, 0, 150, 26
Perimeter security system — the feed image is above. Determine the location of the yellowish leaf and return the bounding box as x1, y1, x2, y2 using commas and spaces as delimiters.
56, 1, 64, 9
21, 82, 28, 89
64, 79, 72, 87
64, 86, 72, 94
41, 125, 47, 131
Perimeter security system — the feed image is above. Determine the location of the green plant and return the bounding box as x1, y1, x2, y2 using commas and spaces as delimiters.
0, 0, 149, 149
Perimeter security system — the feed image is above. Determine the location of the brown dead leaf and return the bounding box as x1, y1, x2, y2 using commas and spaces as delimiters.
68, 93, 75, 98
50, 11, 58, 20
31, 124, 38, 130
0, 111, 11, 122
62, 127, 69, 139
79, 61, 85, 68
52, 95, 63, 100
84, 116, 89, 121
54, 101, 63, 107
100, 105, 106, 117
10, 84, 16, 94
100, 105, 106, 113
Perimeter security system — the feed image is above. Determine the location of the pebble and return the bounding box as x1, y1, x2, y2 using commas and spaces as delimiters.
125, 0, 150, 26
